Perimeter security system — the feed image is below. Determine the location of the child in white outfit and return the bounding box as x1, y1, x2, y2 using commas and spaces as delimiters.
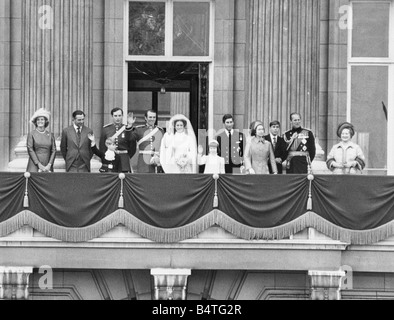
198, 140, 226, 174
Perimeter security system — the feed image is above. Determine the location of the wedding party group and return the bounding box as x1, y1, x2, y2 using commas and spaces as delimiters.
26, 107, 366, 175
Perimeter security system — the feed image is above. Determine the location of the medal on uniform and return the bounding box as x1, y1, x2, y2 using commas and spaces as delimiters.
122, 133, 125, 138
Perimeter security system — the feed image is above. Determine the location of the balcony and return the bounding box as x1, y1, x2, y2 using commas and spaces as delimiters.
0, 172, 394, 274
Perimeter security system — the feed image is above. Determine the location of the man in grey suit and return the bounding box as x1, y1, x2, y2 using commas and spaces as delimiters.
60, 110, 94, 173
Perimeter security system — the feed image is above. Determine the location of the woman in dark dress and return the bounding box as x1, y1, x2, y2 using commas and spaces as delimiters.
26, 108, 56, 172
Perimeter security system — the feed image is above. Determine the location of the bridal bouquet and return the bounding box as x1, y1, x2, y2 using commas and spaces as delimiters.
176, 154, 189, 172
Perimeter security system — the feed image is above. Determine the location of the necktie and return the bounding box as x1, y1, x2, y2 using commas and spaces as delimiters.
273, 136, 277, 149
77, 127, 81, 145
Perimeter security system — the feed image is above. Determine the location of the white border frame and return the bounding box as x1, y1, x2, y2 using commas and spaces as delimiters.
347, 0, 394, 175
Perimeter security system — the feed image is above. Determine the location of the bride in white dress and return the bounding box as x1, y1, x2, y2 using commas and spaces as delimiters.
160, 114, 198, 174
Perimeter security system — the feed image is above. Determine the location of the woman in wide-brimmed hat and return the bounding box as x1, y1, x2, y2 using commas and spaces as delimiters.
26, 108, 56, 172
326, 122, 366, 174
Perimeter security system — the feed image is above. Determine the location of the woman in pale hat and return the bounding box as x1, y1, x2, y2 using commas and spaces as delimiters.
244, 122, 277, 174
246, 120, 263, 144
26, 108, 57, 172
197, 139, 225, 174
326, 122, 366, 174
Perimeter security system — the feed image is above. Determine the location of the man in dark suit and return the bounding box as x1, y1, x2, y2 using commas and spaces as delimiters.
216, 114, 244, 174
100, 107, 137, 173
283, 113, 316, 174
265, 120, 288, 174
60, 110, 94, 173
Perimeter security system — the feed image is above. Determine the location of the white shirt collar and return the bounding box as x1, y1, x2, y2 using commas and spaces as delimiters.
226, 129, 234, 137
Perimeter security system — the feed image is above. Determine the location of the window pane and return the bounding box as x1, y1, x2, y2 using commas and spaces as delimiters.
129, 2, 165, 56
352, 2, 390, 58
173, 2, 210, 56
351, 66, 388, 171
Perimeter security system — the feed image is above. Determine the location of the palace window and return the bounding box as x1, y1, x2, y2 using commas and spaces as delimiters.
348, 0, 394, 174
127, 0, 214, 61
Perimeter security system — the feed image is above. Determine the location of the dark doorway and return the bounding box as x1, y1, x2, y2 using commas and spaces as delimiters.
128, 62, 209, 133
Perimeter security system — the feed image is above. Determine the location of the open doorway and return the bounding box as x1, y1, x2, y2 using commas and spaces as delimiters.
127, 62, 209, 134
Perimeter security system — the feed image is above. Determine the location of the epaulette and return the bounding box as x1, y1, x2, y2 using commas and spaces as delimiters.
136, 125, 145, 128
103, 123, 113, 128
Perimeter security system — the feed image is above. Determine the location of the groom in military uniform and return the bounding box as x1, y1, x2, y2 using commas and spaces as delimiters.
100, 107, 137, 173
133, 110, 165, 173
284, 113, 316, 174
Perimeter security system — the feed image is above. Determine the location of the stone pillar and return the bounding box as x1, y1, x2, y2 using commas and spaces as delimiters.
151, 269, 191, 301
0, 0, 11, 172
0, 267, 33, 300
325, 0, 350, 154
308, 270, 346, 300
21, 0, 94, 138
213, 0, 235, 129
247, 0, 321, 133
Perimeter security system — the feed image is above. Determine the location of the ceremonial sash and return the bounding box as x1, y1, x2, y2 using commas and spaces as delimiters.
286, 130, 308, 151
137, 127, 160, 148
111, 125, 127, 140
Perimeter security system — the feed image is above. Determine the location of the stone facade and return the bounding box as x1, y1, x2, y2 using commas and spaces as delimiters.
0, 0, 393, 300
0, 0, 356, 172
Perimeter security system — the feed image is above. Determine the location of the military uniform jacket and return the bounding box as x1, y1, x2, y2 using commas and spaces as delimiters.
133, 125, 165, 173
216, 129, 244, 173
100, 123, 137, 172
283, 127, 316, 174
284, 127, 316, 161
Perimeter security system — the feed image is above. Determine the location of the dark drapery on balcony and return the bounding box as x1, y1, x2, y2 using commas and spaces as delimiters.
1, 173, 394, 245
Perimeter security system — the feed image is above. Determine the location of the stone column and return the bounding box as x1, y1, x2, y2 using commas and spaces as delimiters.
21, 0, 94, 138
151, 269, 191, 301
8, 0, 99, 172
0, 267, 33, 300
0, 0, 11, 172
247, 0, 321, 133
308, 270, 346, 300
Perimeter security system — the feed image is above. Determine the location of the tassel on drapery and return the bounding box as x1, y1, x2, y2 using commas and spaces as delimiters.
213, 174, 219, 208
23, 172, 31, 208
118, 173, 125, 208
307, 174, 314, 211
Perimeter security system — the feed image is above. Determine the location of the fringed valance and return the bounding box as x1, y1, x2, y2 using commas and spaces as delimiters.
1, 173, 394, 245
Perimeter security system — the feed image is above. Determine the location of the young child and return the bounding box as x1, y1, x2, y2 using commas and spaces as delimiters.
198, 139, 226, 174
88, 133, 121, 173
